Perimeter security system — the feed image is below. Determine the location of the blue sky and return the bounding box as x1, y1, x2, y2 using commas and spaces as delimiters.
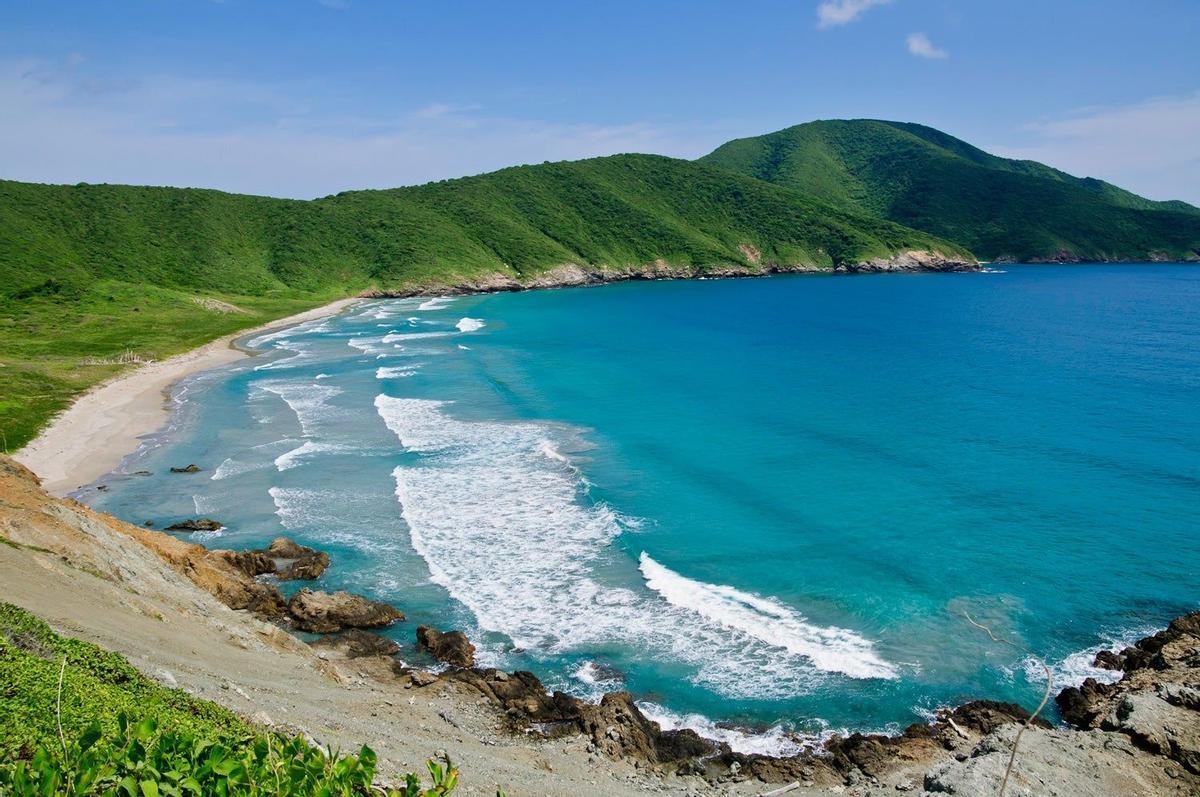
1, 0, 1197, 202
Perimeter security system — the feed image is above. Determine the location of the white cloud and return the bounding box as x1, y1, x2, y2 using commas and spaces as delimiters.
0, 58, 720, 198
816, 0, 892, 29
991, 94, 1200, 206
906, 32, 948, 59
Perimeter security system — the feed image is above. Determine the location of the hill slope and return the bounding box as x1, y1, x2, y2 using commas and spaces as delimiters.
699, 119, 1200, 262
0, 154, 969, 449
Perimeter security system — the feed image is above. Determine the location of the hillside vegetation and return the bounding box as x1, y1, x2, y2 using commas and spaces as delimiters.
0, 601, 461, 795
700, 119, 1200, 262
0, 154, 966, 449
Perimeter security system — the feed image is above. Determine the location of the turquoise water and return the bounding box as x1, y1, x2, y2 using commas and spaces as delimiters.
87, 265, 1200, 755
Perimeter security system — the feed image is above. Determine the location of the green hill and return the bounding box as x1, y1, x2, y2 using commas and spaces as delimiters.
0, 154, 967, 449
699, 119, 1200, 262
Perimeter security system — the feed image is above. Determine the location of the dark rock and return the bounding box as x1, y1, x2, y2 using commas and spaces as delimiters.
169, 464, 201, 473
1057, 678, 1116, 729
1116, 612, 1200, 672
215, 549, 277, 578
416, 625, 476, 668
267, 538, 330, 580
165, 518, 223, 532
446, 668, 580, 724
577, 692, 720, 765
1094, 649, 1124, 670
309, 629, 401, 659
947, 700, 1051, 735
287, 589, 403, 633
143, 520, 154, 527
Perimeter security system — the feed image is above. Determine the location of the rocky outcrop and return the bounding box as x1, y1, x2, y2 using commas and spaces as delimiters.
266, 537, 330, 580
358, 252, 980, 300
287, 589, 403, 633
165, 518, 222, 532
309, 629, 401, 659
836, 250, 977, 273
169, 463, 201, 473
214, 537, 329, 581
577, 692, 719, 765
416, 625, 475, 668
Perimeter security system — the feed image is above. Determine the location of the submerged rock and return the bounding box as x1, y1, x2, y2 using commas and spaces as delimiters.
165, 518, 223, 532
287, 589, 403, 633
169, 464, 201, 473
416, 625, 476, 668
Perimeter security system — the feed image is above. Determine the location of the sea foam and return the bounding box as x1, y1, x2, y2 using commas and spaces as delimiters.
455, 317, 485, 333
373, 394, 896, 699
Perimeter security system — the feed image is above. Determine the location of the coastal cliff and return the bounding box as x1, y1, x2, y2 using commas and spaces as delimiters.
1, 454, 1196, 795
358, 250, 978, 298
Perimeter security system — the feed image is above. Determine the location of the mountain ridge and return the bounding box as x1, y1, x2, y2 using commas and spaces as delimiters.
699, 118, 1200, 262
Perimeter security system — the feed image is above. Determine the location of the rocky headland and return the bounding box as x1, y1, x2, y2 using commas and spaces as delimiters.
1, 453, 1195, 795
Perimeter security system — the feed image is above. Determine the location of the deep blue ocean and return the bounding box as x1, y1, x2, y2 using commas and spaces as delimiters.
86, 265, 1200, 755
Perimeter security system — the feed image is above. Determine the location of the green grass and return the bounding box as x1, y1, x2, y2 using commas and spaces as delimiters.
0, 602, 462, 795
0, 154, 969, 449
700, 119, 1200, 262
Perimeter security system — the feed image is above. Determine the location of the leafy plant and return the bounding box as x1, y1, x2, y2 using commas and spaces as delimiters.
0, 713, 460, 796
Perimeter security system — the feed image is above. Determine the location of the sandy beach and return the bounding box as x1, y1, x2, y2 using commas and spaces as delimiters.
13, 297, 362, 497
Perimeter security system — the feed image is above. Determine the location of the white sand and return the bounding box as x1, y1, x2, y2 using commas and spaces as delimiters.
14, 297, 361, 496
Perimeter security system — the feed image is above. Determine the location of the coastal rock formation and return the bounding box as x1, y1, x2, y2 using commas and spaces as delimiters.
923, 724, 1192, 796
309, 629, 401, 659
214, 537, 329, 581
416, 625, 476, 668
835, 250, 977, 273
266, 537, 330, 580
165, 518, 223, 532
169, 463, 201, 473
359, 252, 979, 301
576, 692, 718, 765
287, 589, 403, 633
1056, 611, 1200, 776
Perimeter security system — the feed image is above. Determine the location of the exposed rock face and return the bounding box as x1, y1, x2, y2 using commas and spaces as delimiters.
169, 464, 201, 473
446, 668, 580, 725
287, 589, 403, 633
416, 625, 475, 668
165, 518, 222, 532
577, 692, 718, 765
837, 250, 977, 273
923, 724, 1195, 796
213, 537, 329, 581
266, 537, 330, 580
216, 549, 277, 578
358, 252, 980, 300
309, 629, 401, 659
1053, 611, 1200, 781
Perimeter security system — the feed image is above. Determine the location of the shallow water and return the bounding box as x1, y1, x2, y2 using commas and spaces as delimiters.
87, 265, 1200, 754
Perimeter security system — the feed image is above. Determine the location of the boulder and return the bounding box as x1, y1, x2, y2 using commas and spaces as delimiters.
266, 537, 330, 580
577, 692, 720, 765
216, 549, 277, 578
309, 629, 401, 659
287, 589, 403, 633
165, 518, 223, 532
169, 464, 201, 473
416, 625, 476, 668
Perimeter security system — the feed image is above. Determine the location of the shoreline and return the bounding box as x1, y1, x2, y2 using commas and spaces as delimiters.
13, 297, 361, 497
9, 253, 974, 496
